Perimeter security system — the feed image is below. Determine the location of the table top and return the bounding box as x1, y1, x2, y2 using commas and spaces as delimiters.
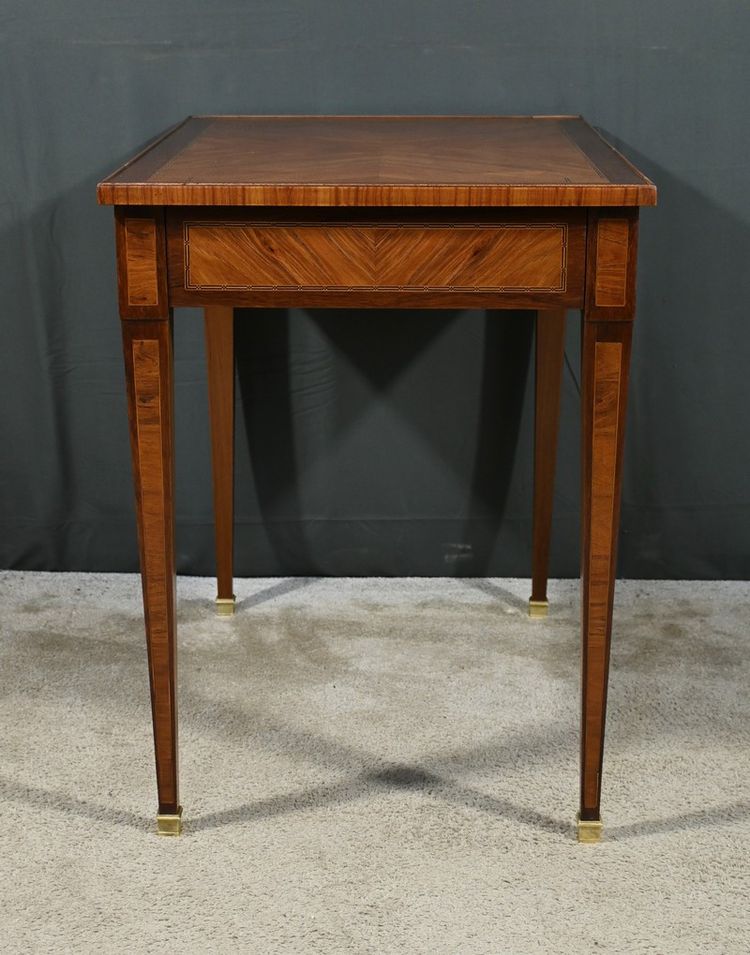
97, 115, 656, 208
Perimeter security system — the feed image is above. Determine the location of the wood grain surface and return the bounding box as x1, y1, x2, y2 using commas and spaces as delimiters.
595, 219, 630, 307
584, 209, 639, 321
166, 208, 586, 309
204, 307, 235, 603
579, 322, 633, 821
183, 222, 568, 292
121, 317, 179, 816
530, 309, 567, 605
582, 339, 621, 811
115, 207, 169, 319
98, 116, 657, 207
123, 218, 159, 305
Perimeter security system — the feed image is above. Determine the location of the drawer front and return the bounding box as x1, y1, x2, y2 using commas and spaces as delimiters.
181, 221, 571, 293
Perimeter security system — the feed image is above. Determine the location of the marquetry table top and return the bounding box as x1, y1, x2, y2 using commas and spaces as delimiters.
97, 115, 656, 208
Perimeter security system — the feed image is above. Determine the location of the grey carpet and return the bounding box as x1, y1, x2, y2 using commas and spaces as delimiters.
0, 572, 748, 954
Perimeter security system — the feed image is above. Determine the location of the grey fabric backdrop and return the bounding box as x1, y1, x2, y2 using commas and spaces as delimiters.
1, 1, 749, 578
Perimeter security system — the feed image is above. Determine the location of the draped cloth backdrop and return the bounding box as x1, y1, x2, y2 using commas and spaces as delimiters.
1, 1, 748, 578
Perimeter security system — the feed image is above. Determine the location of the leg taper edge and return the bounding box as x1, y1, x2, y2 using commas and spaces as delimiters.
576, 813, 603, 844
215, 595, 236, 617
157, 807, 183, 836
528, 599, 549, 618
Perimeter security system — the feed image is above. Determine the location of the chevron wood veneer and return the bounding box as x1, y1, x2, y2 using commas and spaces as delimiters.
183, 222, 569, 292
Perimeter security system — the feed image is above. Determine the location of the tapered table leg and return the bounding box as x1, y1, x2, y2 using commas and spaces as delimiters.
121, 316, 181, 835
579, 319, 633, 842
577, 209, 639, 842
529, 309, 566, 618
205, 306, 235, 616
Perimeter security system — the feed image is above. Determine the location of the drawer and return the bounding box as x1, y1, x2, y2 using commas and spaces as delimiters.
179, 221, 572, 293
166, 211, 586, 308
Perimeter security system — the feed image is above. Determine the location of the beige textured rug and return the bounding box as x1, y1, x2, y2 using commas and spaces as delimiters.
0, 572, 748, 953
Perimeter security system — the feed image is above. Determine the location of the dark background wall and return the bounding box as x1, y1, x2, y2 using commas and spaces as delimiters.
1, 1, 749, 579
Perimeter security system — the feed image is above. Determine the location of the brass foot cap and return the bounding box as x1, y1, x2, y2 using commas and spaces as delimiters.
156, 807, 183, 836
576, 813, 603, 844
215, 595, 236, 617
528, 599, 549, 619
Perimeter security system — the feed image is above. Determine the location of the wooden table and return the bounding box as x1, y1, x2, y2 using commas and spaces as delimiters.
98, 115, 656, 841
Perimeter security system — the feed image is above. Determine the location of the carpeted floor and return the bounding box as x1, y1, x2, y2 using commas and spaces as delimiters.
0, 572, 748, 954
